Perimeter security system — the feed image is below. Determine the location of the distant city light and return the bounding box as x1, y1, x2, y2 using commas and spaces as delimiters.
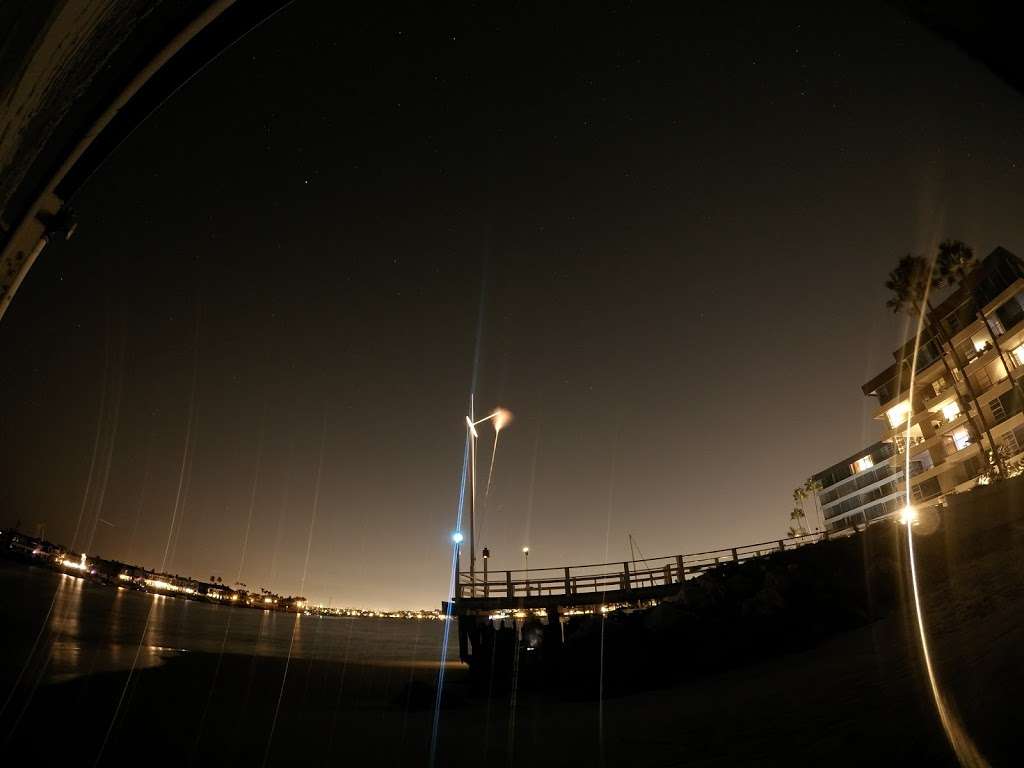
58, 552, 88, 571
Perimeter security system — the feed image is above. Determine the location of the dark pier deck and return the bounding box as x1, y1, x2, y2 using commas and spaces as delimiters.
446, 533, 824, 668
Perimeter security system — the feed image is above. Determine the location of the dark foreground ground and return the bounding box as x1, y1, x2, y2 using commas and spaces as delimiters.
3, 484, 1023, 766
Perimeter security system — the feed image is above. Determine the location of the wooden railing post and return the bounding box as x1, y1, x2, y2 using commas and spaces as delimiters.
731, 548, 738, 562
675, 555, 685, 583
622, 561, 630, 590
563, 567, 571, 595
778, 540, 785, 552
506, 570, 513, 597
663, 565, 671, 584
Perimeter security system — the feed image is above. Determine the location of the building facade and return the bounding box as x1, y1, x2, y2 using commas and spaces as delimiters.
811, 442, 906, 530
814, 246, 1024, 531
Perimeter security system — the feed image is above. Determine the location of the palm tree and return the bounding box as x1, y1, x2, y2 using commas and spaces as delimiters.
802, 477, 824, 531
789, 506, 808, 536
792, 487, 806, 530
885, 254, 1003, 476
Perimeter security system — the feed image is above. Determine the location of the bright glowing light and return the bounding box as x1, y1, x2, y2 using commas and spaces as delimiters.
263, 597, 273, 604
522, 546, 529, 554
951, 428, 970, 451
451, 532, 464, 544
899, 505, 919, 526
491, 407, 513, 432
941, 401, 961, 422
465, 416, 478, 438
118, 573, 131, 581
886, 400, 911, 429
1012, 344, 1024, 367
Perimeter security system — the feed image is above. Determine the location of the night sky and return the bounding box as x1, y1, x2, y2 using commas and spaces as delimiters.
3, 3, 1024, 608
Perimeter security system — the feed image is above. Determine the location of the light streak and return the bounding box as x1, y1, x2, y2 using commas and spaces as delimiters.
484, 429, 500, 500
430, 427, 470, 767
903, 256, 988, 767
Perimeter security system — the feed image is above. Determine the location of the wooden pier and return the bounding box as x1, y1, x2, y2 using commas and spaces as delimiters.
446, 532, 825, 669
450, 532, 825, 613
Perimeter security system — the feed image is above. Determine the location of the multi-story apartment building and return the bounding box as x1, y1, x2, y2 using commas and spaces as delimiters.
813, 246, 1024, 532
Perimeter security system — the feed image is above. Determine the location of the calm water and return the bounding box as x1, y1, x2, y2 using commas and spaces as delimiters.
0, 561, 458, 685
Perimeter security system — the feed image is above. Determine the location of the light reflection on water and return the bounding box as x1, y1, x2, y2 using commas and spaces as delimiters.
1, 563, 457, 686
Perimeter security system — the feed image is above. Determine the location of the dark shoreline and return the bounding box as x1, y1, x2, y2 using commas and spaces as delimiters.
4, 483, 1024, 765
4, 586, 1020, 768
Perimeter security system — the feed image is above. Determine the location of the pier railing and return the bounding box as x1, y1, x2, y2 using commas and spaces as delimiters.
456, 532, 824, 600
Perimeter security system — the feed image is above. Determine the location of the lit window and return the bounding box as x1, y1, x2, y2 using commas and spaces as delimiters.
851, 455, 874, 473
886, 401, 911, 429
994, 358, 1008, 382
952, 429, 970, 451
972, 333, 991, 353
941, 401, 960, 422
1013, 344, 1024, 367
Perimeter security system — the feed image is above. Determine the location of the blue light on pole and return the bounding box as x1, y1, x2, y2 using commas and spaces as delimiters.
451, 532, 464, 544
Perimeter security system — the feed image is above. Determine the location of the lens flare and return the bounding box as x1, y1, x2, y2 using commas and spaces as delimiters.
902, 253, 988, 767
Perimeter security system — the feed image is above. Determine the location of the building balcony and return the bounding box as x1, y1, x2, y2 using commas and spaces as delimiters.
823, 490, 905, 526
963, 346, 1000, 379
981, 277, 1024, 321
894, 442, 979, 493
880, 409, 934, 442
922, 384, 959, 413
819, 467, 903, 514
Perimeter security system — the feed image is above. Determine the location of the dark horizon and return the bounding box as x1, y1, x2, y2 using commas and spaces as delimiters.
3, 2, 1024, 608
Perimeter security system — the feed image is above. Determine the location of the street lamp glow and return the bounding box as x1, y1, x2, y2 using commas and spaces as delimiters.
899, 505, 918, 526
469, 406, 513, 430
451, 532, 464, 544
491, 407, 513, 432
522, 546, 529, 554
464, 401, 514, 598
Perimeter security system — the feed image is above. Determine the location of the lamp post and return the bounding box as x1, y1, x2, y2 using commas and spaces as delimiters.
451, 531, 464, 595
482, 546, 490, 597
523, 545, 530, 596
464, 399, 512, 597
